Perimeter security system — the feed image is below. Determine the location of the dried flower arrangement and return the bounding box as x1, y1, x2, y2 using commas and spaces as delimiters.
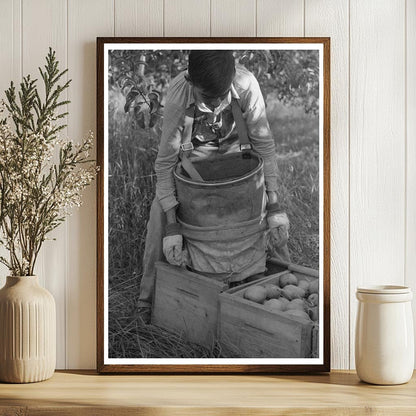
0, 48, 96, 276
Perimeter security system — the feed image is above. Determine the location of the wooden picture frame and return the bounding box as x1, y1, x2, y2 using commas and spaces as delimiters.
97, 37, 330, 373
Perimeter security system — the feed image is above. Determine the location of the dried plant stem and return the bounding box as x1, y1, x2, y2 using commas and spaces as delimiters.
0, 48, 96, 276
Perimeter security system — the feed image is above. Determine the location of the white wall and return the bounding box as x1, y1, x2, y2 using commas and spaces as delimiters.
0, 0, 414, 370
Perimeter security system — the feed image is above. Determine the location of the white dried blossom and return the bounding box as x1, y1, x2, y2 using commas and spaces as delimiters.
0, 49, 96, 276
0, 105, 96, 275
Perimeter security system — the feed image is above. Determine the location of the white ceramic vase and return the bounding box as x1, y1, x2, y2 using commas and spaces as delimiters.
355, 285, 414, 385
0, 276, 56, 383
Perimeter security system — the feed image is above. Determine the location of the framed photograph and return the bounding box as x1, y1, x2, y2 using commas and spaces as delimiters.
97, 37, 330, 373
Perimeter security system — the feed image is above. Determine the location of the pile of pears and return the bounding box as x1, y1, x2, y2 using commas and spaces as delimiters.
243, 273, 319, 323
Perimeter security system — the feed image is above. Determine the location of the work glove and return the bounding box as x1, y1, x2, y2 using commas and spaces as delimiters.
266, 203, 290, 249
163, 223, 186, 266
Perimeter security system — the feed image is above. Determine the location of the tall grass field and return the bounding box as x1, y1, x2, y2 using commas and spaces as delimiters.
108, 90, 319, 358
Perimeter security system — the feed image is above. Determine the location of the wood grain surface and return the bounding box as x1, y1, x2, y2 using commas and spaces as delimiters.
0, 370, 415, 415
115, 0, 163, 37
0, 0, 414, 371
406, 0, 416, 366
22, 0, 68, 369
257, 0, 304, 37
67, 0, 113, 370
165, 0, 211, 37
0, 0, 21, 292
349, 0, 406, 369
305, 0, 350, 371
211, 0, 256, 37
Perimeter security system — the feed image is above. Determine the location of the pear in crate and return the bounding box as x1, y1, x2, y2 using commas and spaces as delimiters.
286, 298, 306, 311
264, 298, 288, 311
298, 280, 310, 295
285, 309, 311, 322
309, 279, 319, 294
279, 273, 298, 288
307, 293, 319, 307
262, 283, 282, 299
282, 285, 306, 300
244, 285, 267, 304
309, 306, 319, 322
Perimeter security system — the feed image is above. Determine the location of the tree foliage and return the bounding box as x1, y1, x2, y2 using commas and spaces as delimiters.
108, 49, 319, 130
237, 50, 319, 114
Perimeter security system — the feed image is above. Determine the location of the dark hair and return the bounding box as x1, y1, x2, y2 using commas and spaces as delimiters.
188, 50, 235, 96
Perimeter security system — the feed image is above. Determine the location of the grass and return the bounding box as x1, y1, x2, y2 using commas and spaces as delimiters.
108, 91, 319, 358
267, 101, 320, 269
108, 111, 157, 285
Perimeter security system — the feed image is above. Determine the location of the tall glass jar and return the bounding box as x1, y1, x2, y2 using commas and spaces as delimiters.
355, 285, 414, 385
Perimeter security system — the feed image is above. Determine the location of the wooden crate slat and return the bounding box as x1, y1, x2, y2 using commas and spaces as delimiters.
152, 261, 227, 348
219, 269, 317, 358
153, 282, 220, 347
219, 301, 306, 357
152, 261, 319, 358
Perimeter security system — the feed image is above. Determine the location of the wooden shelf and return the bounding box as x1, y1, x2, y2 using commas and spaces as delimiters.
0, 370, 415, 415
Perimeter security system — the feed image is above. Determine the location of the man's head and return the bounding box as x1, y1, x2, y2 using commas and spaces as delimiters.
187, 50, 235, 109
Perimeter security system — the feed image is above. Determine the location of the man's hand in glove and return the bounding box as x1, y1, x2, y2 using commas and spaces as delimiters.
266, 191, 290, 248
163, 222, 186, 266
163, 234, 184, 266
267, 212, 290, 248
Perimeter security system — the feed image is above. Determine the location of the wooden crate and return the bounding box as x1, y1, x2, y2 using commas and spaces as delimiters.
152, 261, 228, 349
218, 268, 319, 358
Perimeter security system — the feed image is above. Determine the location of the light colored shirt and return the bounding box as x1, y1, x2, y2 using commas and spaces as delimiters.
195, 93, 231, 115
155, 64, 278, 212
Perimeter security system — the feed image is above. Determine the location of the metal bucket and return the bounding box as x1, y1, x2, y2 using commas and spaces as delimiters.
174, 152, 266, 227
173, 152, 268, 282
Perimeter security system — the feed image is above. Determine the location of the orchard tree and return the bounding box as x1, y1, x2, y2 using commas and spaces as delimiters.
236, 50, 319, 115
108, 49, 319, 130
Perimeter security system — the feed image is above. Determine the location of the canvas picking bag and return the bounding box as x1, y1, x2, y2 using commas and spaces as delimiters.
173, 98, 268, 283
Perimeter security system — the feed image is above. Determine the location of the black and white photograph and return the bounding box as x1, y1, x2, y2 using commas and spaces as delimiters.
97, 38, 330, 373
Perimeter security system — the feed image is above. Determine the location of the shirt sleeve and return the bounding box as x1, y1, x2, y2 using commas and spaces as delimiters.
239, 72, 278, 192
154, 98, 185, 212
